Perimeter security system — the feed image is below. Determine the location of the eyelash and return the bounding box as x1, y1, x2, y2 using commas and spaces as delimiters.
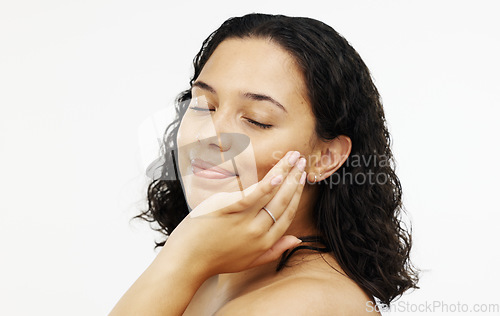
189, 106, 273, 129
247, 119, 272, 129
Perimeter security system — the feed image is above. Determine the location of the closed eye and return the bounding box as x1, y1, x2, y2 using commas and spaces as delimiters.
189, 106, 272, 129
189, 106, 214, 112
246, 118, 272, 129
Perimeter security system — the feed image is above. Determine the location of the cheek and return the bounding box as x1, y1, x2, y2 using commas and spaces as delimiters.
250, 127, 316, 181
253, 147, 288, 181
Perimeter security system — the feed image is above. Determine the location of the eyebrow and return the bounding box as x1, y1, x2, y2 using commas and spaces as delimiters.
192, 81, 216, 94
192, 80, 288, 114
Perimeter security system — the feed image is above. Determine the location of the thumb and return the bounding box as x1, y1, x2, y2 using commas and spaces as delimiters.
248, 235, 302, 268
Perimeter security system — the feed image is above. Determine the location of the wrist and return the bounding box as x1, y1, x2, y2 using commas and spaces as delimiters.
149, 243, 212, 287
109, 248, 209, 316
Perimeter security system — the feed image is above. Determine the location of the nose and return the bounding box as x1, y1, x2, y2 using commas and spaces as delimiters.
194, 106, 251, 163
196, 108, 233, 153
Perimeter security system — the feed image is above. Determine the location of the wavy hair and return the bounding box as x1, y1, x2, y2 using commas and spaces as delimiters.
136, 13, 419, 307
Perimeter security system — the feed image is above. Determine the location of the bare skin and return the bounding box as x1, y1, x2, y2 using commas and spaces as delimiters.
181, 38, 375, 314
185, 251, 378, 315
110, 38, 379, 315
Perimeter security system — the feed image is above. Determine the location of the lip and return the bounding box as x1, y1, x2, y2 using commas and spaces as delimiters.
190, 158, 237, 179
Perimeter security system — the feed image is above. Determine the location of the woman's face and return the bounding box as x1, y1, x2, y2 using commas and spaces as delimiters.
177, 38, 318, 210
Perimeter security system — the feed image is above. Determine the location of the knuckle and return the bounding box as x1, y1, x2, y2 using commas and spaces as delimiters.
272, 196, 288, 210
262, 236, 275, 250
260, 181, 274, 196
247, 223, 264, 237
278, 196, 289, 208
236, 198, 251, 209
287, 208, 297, 221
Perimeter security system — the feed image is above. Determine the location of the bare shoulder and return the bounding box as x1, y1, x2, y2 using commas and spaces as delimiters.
214, 274, 379, 316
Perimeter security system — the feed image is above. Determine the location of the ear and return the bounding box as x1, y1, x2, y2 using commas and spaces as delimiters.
307, 135, 351, 183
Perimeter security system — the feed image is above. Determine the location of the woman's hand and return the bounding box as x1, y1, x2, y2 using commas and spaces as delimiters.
109, 151, 306, 316
158, 150, 307, 278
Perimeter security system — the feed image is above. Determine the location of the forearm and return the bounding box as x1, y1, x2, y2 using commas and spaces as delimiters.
109, 248, 207, 316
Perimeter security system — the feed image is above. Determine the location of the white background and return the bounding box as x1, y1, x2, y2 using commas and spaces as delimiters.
1, 1, 499, 315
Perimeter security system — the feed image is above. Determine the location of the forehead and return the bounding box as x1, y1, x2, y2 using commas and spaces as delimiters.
197, 38, 310, 114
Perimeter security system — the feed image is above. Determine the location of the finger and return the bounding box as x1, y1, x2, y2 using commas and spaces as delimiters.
267, 169, 307, 239
222, 150, 301, 215
248, 235, 302, 267
254, 157, 306, 226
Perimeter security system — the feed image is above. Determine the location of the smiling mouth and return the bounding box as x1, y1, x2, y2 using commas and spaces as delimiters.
190, 158, 238, 179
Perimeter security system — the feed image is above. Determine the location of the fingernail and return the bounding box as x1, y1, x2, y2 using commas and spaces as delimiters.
300, 171, 306, 185
295, 239, 302, 245
297, 158, 306, 172
288, 151, 300, 166
270, 174, 283, 186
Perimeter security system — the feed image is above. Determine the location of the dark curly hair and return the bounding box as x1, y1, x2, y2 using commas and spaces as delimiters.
136, 13, 419, 307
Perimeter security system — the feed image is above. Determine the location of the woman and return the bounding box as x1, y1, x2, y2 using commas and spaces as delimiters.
111, 13, 418, 315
